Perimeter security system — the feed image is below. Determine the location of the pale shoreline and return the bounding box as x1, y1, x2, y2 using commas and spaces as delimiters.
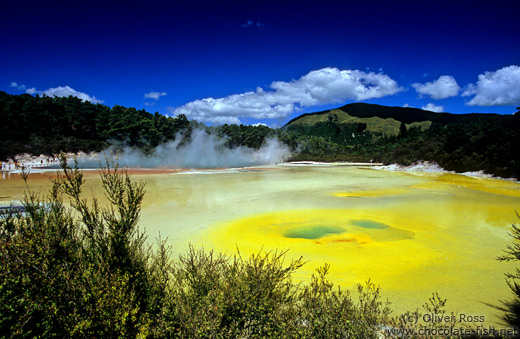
1, 153, 518, 182
278, 161, 383, 167
0, 152, 383, 174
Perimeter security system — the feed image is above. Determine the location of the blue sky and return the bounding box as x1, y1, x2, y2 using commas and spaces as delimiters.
1, 0, 519, 126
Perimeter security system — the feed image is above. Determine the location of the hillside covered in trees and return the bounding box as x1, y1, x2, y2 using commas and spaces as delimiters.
284, 103, 520, 178
0, 91, 192, 158
1, 91, 519, 178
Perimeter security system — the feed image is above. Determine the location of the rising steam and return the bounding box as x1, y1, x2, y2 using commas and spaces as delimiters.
74, 129, 291, 169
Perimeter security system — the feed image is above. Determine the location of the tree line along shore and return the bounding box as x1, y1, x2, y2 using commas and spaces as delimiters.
1, 91, 519, 178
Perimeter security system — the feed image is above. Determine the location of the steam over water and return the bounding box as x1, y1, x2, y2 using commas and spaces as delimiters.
74, 129, 291, 169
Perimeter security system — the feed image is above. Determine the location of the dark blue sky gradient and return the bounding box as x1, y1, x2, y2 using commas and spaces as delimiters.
1, 0, 519, 125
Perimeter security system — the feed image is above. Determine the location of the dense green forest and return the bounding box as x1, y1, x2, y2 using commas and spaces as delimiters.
1, 91, 519, 178
0, 91, 191, 157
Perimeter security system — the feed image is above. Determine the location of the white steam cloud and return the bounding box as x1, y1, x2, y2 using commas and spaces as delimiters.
173, 67, 402, 124
74, 129, 291, 169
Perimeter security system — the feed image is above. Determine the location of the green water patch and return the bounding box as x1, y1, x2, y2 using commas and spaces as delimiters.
283, 225, 346, 239
351, 219, 389, 229
350, 219, 415, 241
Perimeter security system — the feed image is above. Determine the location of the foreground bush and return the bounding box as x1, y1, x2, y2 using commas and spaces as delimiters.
2, 157, 461, 338
497, 212, 520, 330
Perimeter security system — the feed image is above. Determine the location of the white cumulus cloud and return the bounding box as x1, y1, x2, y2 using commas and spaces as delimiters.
412, 75, 460, 99
24, 85, 103, 104
173, 67, 402, 124
43, 86, 103, 103
421, 103, 444, 112
144, 91, 167, 100
462, 65, 520, 106
10, 82, 26, 91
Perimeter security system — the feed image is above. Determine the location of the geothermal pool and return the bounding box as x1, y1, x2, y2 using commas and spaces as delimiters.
2, 164, 520, 325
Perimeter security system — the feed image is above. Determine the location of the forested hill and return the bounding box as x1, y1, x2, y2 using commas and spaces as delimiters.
0, 91, 192, 159
284, 103, 520, 178
285, 102, 509, 126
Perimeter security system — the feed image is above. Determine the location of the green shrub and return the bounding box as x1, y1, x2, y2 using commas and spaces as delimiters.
497, 212, 520, 329
0, 156, 153, 337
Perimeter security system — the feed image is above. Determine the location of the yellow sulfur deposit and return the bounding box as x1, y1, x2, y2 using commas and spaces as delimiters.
201, 169, 520, 325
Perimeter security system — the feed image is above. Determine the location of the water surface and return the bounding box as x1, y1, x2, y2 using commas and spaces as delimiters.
2, 165, 520, 325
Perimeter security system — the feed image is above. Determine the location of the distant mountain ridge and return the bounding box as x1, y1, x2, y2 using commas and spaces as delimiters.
282, 102, 519, 178
284, 102, 507, 127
